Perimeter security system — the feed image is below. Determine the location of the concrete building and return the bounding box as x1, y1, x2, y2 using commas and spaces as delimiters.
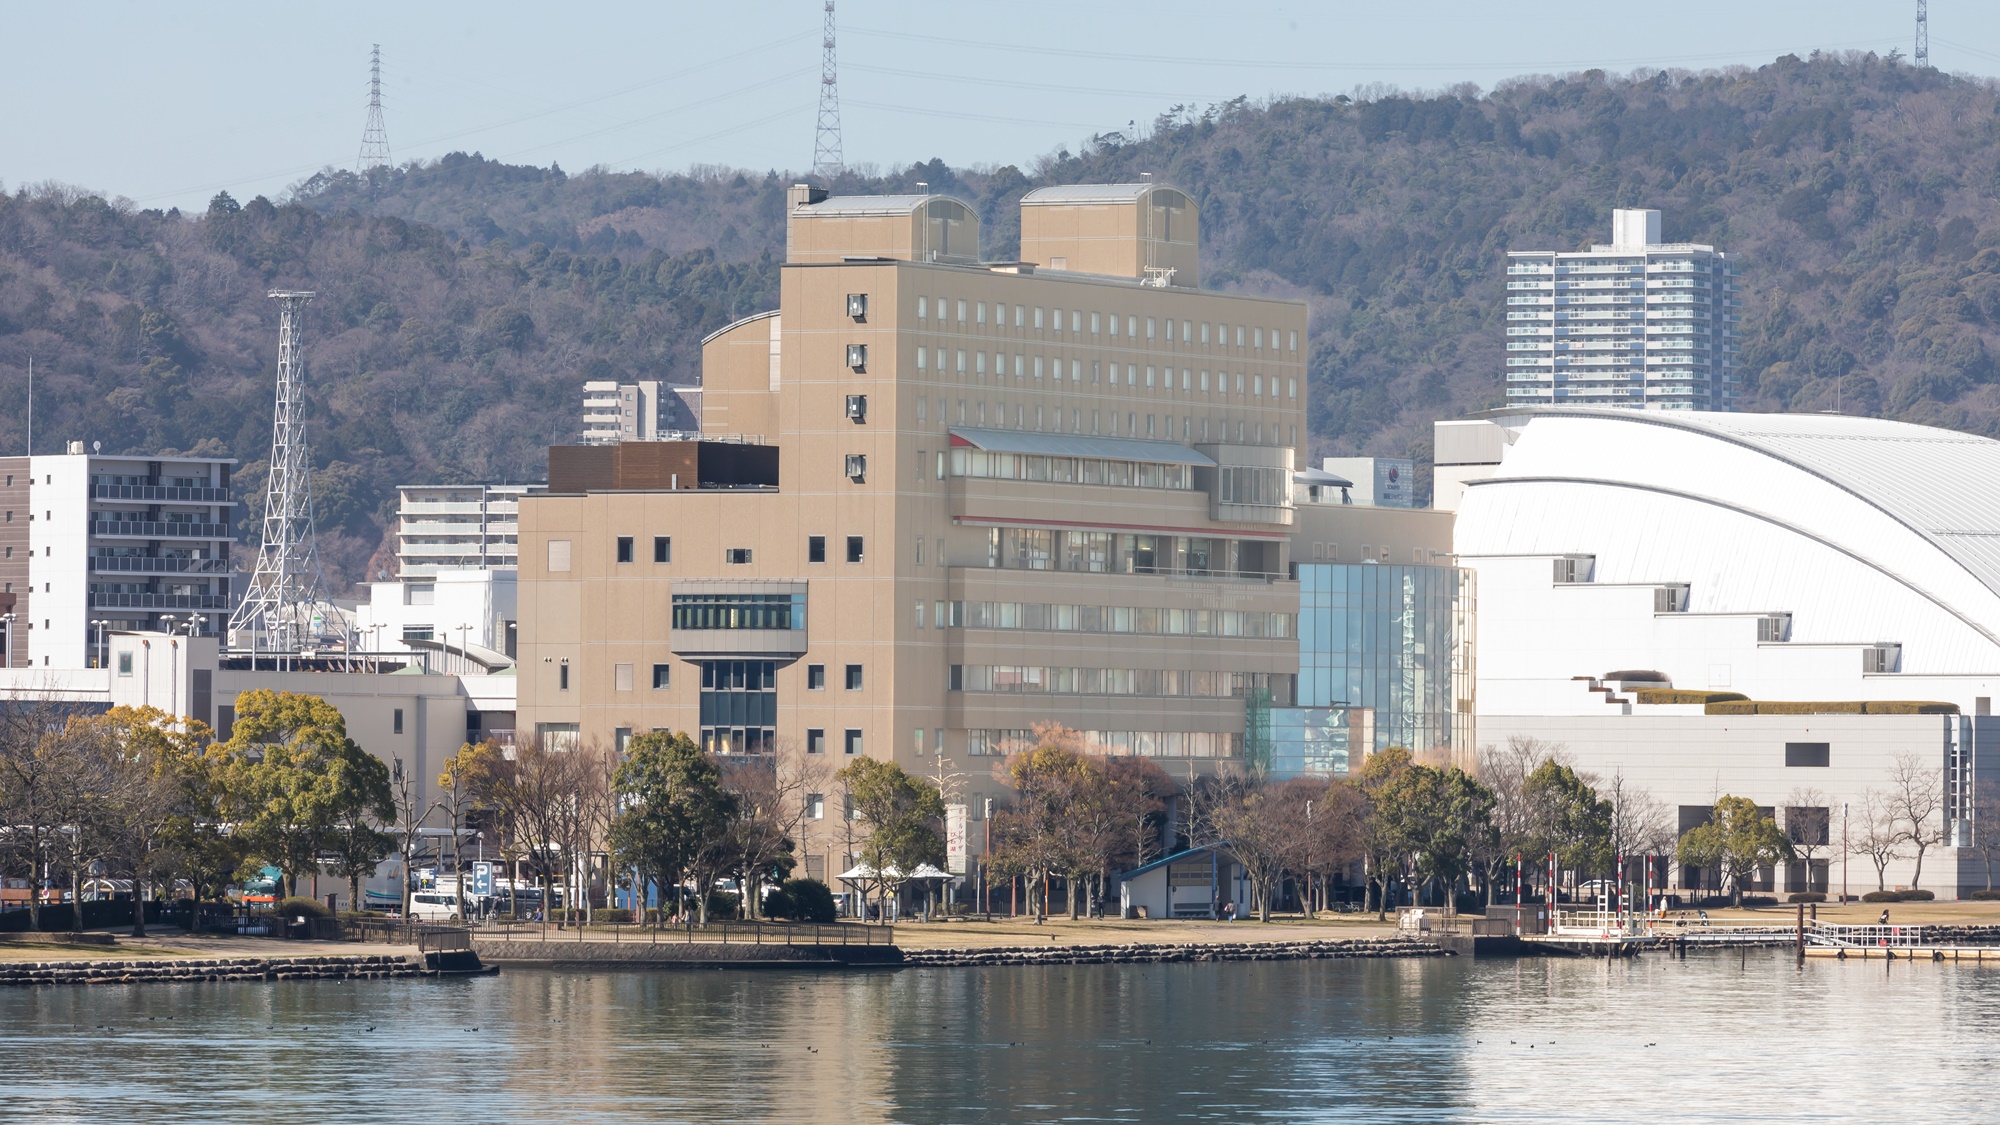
581, 380, 701, 444
1319, 457, 1416, 508
0, 446, 235, 669
1452, 407, 2000, 897
395, 483, 541, 577
355, 568, 519, 668
518, 182, 1312, 884
1504, 209, 1740, 411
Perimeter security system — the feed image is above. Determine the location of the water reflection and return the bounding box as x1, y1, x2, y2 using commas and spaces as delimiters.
7, 952, 1999, 1122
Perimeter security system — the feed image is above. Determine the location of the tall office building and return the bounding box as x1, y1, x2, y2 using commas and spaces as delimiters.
0, 446, 236, 668
1503, 208, 1740, 411
518, 182, 1333, 882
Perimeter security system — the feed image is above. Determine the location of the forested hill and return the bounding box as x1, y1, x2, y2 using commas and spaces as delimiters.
3, 51, 1998, 587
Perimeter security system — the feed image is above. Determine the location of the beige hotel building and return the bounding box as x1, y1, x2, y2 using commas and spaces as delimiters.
516, 182, 1449, 884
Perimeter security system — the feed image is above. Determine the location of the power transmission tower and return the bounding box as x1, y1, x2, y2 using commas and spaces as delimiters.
813, 1, 844, 178
1915, 0, 1930, 68
228, 292, 347, 660
359, 43, 391, 171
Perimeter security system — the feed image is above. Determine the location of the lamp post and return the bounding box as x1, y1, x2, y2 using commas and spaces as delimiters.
89, 619, 108, 669
1842, 802, 1850, 905
2, 612, 16, 669
160, 616, 179, 718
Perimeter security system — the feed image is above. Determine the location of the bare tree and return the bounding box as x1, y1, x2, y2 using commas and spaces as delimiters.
389, 756, 438, 919
1970, 780, 2000, 892
720, 744, 831, 919
1886, 752, 1947, 890
0, 698, 98, 931
1476, 735, 1568, 904
1853, 788, 1904, 892
1783, 787, 1832, 895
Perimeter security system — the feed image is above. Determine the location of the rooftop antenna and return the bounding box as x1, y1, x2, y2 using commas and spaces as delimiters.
358, 44, 391, 171
1915, 0, 1930, 68
813, 1, 844, 178
228, 292, 348, 661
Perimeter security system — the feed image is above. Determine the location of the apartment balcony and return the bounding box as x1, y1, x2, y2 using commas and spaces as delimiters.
90, 556, 231, 575
90, 521, 233, 539
91, 484, 232, 504
89, 592, 232, 610
398, 501, 490, 516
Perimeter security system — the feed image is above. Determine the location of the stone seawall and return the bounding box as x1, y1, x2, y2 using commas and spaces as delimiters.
902, 937, 1445, 968
0, 954, 425, 986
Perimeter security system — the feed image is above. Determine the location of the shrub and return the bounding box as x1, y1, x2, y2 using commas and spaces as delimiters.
1788, 892, 1827, 903
705, 890, 741, 921
594, 908, 633, 924
1862, 701, 1958, 715
770, 878, 837, 924
1739, 895, 1778, 907
1968, 889, 2000, 901
1635, 689, 1748, 705
273, 896, 330, 920
1903, 889, 1936, 901
1861, 890, 1899, 902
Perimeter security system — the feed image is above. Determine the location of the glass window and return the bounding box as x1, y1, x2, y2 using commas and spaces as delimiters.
917, 346, 927, 371
1091, 311, 1101, 334
807, 664, 825, 690
616, 536, 634, 563
1034, 307, 1044, 330
845, 664, 863, 690
808, 729, 825, 754
1147, 317, 1156, 339
653, 536, 671, 563
652, 663, 671, 689
847, 535, 864, 563
977, 301, 986, 324
956, 299, 967, 322
1050, 308, 1062, 334
1201, 322, 1211, 344
917, 296, 927, 319
915, 599, 926, 628
844, 729, 862, 755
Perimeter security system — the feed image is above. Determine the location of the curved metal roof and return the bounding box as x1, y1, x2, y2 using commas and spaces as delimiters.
1487, 405, 2000, 606
1020, 183, 1176, 205
796, 193, 974, 217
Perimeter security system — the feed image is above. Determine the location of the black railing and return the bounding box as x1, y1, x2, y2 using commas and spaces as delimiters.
91, 556, 230, 574
89, 592, 230, 609
91, 484, 231, 503
91, 521, 231, 539
479, 919, 896, 946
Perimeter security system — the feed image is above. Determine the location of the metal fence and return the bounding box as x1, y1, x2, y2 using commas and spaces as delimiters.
478, 919, 896, 947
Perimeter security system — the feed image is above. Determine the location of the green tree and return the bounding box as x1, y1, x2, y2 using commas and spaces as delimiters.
1375, 765, 1496, 918
1354, 746, 1413, 917
439, 741, 502, 911
836, 756, 945, 922
608, 731, 737, 925
1521, 760, 1613, 895
88, 706, 211, 936
1675, 795, 1794, 905
220, 690, 387, 899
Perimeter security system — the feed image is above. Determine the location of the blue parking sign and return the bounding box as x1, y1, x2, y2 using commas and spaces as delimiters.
472, 863, 492, 896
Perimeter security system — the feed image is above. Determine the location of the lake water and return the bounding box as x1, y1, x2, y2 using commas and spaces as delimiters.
8, 949, 1997, 1123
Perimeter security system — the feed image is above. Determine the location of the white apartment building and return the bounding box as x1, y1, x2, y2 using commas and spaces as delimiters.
0, 446, 235, 669
396, 484, 541, 577
1504, 208, 1740, 411
580, 379, 702, 444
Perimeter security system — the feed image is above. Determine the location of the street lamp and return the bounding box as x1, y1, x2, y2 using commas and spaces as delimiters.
89, 619, 108, 669
3, 612, 18, 670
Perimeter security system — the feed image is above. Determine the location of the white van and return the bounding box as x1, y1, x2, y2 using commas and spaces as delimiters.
408, 891, 463, 922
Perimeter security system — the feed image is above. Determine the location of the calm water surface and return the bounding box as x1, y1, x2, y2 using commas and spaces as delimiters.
7, 950, 1996, 1122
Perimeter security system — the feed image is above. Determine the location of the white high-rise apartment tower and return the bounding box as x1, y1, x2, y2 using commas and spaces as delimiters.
1503, 209, 1740, 410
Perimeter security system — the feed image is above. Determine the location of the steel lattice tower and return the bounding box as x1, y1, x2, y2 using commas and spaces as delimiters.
1915, 1, 1930, 68
228, 292, 346, 657
358, 44, 391, 171
813, 1, 844, 178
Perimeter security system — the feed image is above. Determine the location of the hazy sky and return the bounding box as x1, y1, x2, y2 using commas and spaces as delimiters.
4, 1, 1995, 213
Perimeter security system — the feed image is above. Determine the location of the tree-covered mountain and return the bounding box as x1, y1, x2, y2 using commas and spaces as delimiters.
2, 51, 1997, 586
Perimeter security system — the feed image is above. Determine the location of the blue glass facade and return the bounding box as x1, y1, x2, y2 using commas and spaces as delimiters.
1262, 563, 1473, 779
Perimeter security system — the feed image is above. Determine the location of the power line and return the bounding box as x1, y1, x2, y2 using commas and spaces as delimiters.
358, 44, 391, 171
813, 0, 843, 178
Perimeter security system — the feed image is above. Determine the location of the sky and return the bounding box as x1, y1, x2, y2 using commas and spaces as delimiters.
4, 1, 1998, 213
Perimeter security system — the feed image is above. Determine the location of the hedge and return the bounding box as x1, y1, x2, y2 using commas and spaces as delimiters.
1788, 892, 1827, 903
1968, 889, 2000, 901
1635, 689, 1748, 705
1861, 889, 1937, 902
1705, 700, 1958, 716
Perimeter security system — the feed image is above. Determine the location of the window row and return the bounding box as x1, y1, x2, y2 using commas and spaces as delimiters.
949, 448, 1194, 490
981, 527, 1281, 578
951, 664, 1288, 700
942, 600, 1292, 638
671, 593, 805, 631
912, 296, 1297, 354
918, 398, 1295, 447
912, 349, 1297, 398
965, 729, 1237, 759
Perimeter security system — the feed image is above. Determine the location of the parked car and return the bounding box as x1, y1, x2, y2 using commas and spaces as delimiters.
408, 891, 464, 922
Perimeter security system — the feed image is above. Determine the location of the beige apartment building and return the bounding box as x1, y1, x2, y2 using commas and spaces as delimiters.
516, 182, 1417, 885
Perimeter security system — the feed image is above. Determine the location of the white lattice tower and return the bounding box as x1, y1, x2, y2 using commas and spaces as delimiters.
1915, 1, 1930, 68
228, 292, 345, 654
813, 2, 843, 178
359, 44, 391, 171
